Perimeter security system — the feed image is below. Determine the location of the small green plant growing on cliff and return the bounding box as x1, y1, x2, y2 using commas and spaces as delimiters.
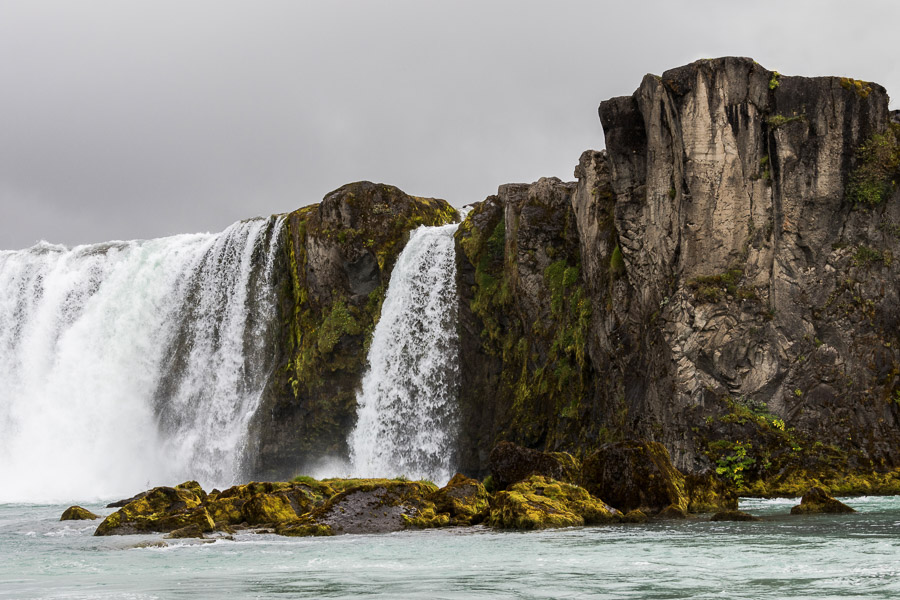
687, 267, 744, 303
847, 123, 900, 206
794, 388, 803, 398
715, 441, 755, 486
609, 244, 625, 277
767, 112, 805, 128
769, 71, 781, 90
853, 245, 885, 267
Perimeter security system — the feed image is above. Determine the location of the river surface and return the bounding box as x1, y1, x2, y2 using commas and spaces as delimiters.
2, 496, 898, 599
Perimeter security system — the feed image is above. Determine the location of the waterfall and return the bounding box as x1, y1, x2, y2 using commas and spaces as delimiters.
348, 223, 461, 484
0, 217, 283, 503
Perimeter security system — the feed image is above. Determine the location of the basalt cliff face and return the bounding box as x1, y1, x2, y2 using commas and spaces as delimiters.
455, 57, 900, 491
249, 58, 900, 494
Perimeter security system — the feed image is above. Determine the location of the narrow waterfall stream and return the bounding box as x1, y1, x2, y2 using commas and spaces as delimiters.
348, 223, 461, 484
0, 217, 283, 502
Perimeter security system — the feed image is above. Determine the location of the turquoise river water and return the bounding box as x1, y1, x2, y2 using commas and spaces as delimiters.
2, 496, 899, 599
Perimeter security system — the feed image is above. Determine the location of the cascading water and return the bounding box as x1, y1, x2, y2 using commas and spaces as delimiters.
0, 217, 283, 503
348, 223, 461, 484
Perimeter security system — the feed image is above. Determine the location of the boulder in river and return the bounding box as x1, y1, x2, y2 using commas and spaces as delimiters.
790, 487, 856, 515
60, 506, 99, 521
487, 475, 620, 530
489, 441, 580, 490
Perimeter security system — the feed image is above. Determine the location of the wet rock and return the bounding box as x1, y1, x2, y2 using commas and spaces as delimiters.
205, 480, 335, 527
107, 491, 150, 508
489, 442, 580, 490
60, 506, 99, 521
622, 509, 649, 523
790, 487, 856, 515
94, 486, 214, 536
582, 440, 689, 516
284, 479, 441, 536
684, 472, 738, 513
487, 475, 620, 530
711, 510, 762, 522
165, 524, 207, 539
428, 473, 490, 525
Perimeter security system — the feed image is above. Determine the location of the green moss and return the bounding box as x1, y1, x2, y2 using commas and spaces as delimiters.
687, 267, 745, 303
840, 77, 873, 99
847, 123, 900, 206
609, 244, 625, 277
767, 113, 805, 128
487, 476, 619, 530
768, 71, 781, 90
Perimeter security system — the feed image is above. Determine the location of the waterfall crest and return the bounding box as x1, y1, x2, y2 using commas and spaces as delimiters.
0, 217, 283, 503
348, 223, 461, 484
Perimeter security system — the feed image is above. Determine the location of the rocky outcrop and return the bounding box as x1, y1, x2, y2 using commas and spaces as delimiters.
429, 473, 490, 525
581, 441, 689, 516
60, 506, 99, 521
488, 442, 579, 490
453, 57, 900, 495
790, 486, 856, 514
247, 182, 458, 479
95, 484, 215, 536
487, 475, 620, 529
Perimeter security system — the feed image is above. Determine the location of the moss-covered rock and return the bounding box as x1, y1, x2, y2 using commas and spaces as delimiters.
428, 473, 490, 525
487, 475, 620, 530
684, 472, 738, 513
164, 523, 207, 539
60, 506, 99, 521
290, 479, 441, 535
489, 441, 580, 490
94, 486, 214, 536
622, 509, 649, 523
711, 510, 762, 522
582, 440, 689, 516
790, 487, 856, 515
205, 480, 336, 527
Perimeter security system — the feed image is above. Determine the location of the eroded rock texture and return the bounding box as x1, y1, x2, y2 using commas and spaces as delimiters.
457, 58, 900, 488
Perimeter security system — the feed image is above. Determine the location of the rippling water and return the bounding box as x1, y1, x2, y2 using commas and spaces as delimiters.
2, 496, 899, 599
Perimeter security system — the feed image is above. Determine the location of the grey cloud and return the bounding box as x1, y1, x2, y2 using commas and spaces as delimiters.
1, 0, 897, 249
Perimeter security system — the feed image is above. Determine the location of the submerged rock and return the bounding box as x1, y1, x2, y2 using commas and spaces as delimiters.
94, 485, 214, 536
165, 524, 207, 539
790, 487, 856, 515
711, 510, 762, 522
60, 506, 99, 521
582, 440, 689, 516
489, 442, 580, 490
487, 475, 620, 530
622, 509, 649, 523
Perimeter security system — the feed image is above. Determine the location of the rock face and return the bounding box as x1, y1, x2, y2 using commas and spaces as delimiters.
246, 182, 458, 479
454, 57, 900, 492
60, 506, 99, 521
488, 442, 579, 490
582, 440, 689, 515
790, 486, 856, 514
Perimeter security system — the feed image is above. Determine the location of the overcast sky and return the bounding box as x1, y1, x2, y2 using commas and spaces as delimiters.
1, 0, 898, 249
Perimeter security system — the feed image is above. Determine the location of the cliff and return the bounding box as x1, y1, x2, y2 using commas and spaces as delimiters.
247, 58, 900, 496
456, 57, 900, 492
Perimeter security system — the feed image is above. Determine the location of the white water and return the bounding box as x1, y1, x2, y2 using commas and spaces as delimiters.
348, 223, 461, 484
0, 217, 283, 503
